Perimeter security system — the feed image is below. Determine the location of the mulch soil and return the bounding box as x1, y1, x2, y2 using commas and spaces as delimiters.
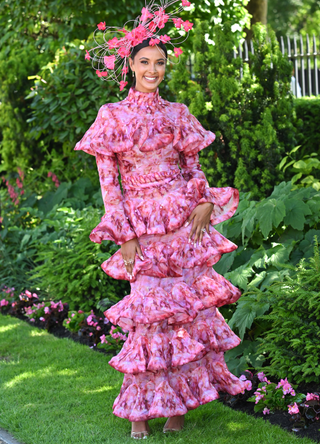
5, 313, 320, 442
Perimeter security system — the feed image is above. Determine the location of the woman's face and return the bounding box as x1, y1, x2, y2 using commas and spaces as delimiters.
129, 45, 166, 93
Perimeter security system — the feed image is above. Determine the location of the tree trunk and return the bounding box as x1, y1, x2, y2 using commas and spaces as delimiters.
245, 0, 268, 40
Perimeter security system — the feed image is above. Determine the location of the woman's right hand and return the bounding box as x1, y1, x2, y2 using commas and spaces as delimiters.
121, 237, 144, 279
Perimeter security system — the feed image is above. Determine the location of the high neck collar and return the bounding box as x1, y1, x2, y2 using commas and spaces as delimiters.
127, 87, 160, 106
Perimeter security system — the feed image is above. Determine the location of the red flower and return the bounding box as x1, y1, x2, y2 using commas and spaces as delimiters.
174, 47, 183, 57
85, 50, 90, 61
97, 22, 106, 31
122, 66, 129, 74
120, 81, 128, 91
148, 21, 157, 32
182, 20, 193, 32
96, 70, 108, 78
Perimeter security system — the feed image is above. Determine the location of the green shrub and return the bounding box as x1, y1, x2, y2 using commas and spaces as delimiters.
255, 239, 320, 384
169, 21, 299, 199
294, 97, 320, 158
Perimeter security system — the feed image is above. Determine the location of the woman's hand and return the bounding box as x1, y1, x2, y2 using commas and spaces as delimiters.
184, 202, 214, 246
121, 237, 144, 280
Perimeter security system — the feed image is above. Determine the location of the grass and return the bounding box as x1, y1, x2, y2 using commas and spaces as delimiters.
0, 314, 315, 444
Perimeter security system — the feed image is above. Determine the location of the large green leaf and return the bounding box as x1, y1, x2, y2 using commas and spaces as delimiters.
257, 198, 286, 238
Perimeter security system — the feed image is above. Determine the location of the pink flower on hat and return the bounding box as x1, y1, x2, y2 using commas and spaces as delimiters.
174, 47, 183, 57
122, 66, 128, 74
96, 70, 108, 77
108, 37, 120, 49
140, 7, 153, 22
173, 18, 184, 29
182, 20, 193, 32
85, 50, 90, 60
97, 22, 106, 31
120, 81, 128, 91
160, 34, 171, 43
118, 47, 130, 58
104, 55, 116, 69
149, 38, 160, 46
154, 8, 169, 29
148, 21, 157, 32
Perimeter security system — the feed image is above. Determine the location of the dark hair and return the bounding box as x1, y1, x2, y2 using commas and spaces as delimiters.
130, 37, 168, 88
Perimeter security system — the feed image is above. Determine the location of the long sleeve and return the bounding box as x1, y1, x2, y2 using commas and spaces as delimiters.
179, 151, 239, 225
89, 152, 137, 245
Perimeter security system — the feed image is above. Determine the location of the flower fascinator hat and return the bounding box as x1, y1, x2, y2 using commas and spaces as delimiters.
85, 0, 193, 91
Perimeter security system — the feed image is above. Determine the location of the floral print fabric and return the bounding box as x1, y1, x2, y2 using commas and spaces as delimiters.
74, 86, 245, 420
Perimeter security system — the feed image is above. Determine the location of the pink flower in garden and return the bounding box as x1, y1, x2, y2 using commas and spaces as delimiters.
16, 178, 23, 189
182, 0, 191, 5
239, 375, 247, 381
32, 293, 38, 299
244, 380, 252, 391
39, 317, 45, 322
71, 313, 75, 317
149, 38, 160, 46
44, 307, 50, 314
306, 393, 320, 401
119, 81, 128, 91
100, 334, 108, 344
288, 403, 299, 415
25, 290, 32, 297
30, 318, 35, 322
85, 50, 90, 61
0, 217, 3, 224
174, 48, 183, 58
12, 302, 16, 307
89, 332, 93, 336
0, 299, 9, 307
276, 377, 289, 389
97, 326, 101, 331
87, 315, 93, 324
182, 20, 193, 32
48, 171, 52, 177
257, 372, 269, 382
104, 318, 109, 324
78, 310, 84, 314
66, 320, 70, 324
263, 407, 270, 415
97, 22, 106, 31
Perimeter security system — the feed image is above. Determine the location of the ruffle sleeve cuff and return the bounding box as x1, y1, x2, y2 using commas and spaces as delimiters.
173, 104, 216, 156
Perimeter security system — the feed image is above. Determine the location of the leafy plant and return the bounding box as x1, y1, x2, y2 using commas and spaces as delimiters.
254, 238, 320, 384
279, 145, 320, 191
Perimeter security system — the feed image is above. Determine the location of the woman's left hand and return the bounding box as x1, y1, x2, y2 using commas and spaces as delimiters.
184, 202, 214, 246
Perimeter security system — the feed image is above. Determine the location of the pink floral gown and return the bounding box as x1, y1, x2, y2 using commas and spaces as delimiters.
74, 86, 245, 421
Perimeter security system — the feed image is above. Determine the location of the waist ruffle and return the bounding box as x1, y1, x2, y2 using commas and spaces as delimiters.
121, 169, 181, 190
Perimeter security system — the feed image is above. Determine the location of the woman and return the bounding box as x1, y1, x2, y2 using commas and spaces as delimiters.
75, 5, 245, 439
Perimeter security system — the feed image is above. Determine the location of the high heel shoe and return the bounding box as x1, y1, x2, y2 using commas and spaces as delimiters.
163, 415, 185, 433
131, 423, 150, 439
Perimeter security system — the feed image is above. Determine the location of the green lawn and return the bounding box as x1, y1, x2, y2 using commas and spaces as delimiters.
0, 314, 315, 444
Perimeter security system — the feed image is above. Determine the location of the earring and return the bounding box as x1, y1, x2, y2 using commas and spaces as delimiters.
132, 71, 135, 77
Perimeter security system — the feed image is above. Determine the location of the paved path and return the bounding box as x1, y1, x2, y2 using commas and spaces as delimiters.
0, 428, 24, 444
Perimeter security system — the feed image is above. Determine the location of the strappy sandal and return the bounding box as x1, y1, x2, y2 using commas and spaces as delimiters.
163, 415, 185, 433
131, 423, 150, 439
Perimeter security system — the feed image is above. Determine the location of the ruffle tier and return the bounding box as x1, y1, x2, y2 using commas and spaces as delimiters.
89, 179, 239, 244
104, 269, 241, 331
112, 350, 246, 421
107, 307, 241, 374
